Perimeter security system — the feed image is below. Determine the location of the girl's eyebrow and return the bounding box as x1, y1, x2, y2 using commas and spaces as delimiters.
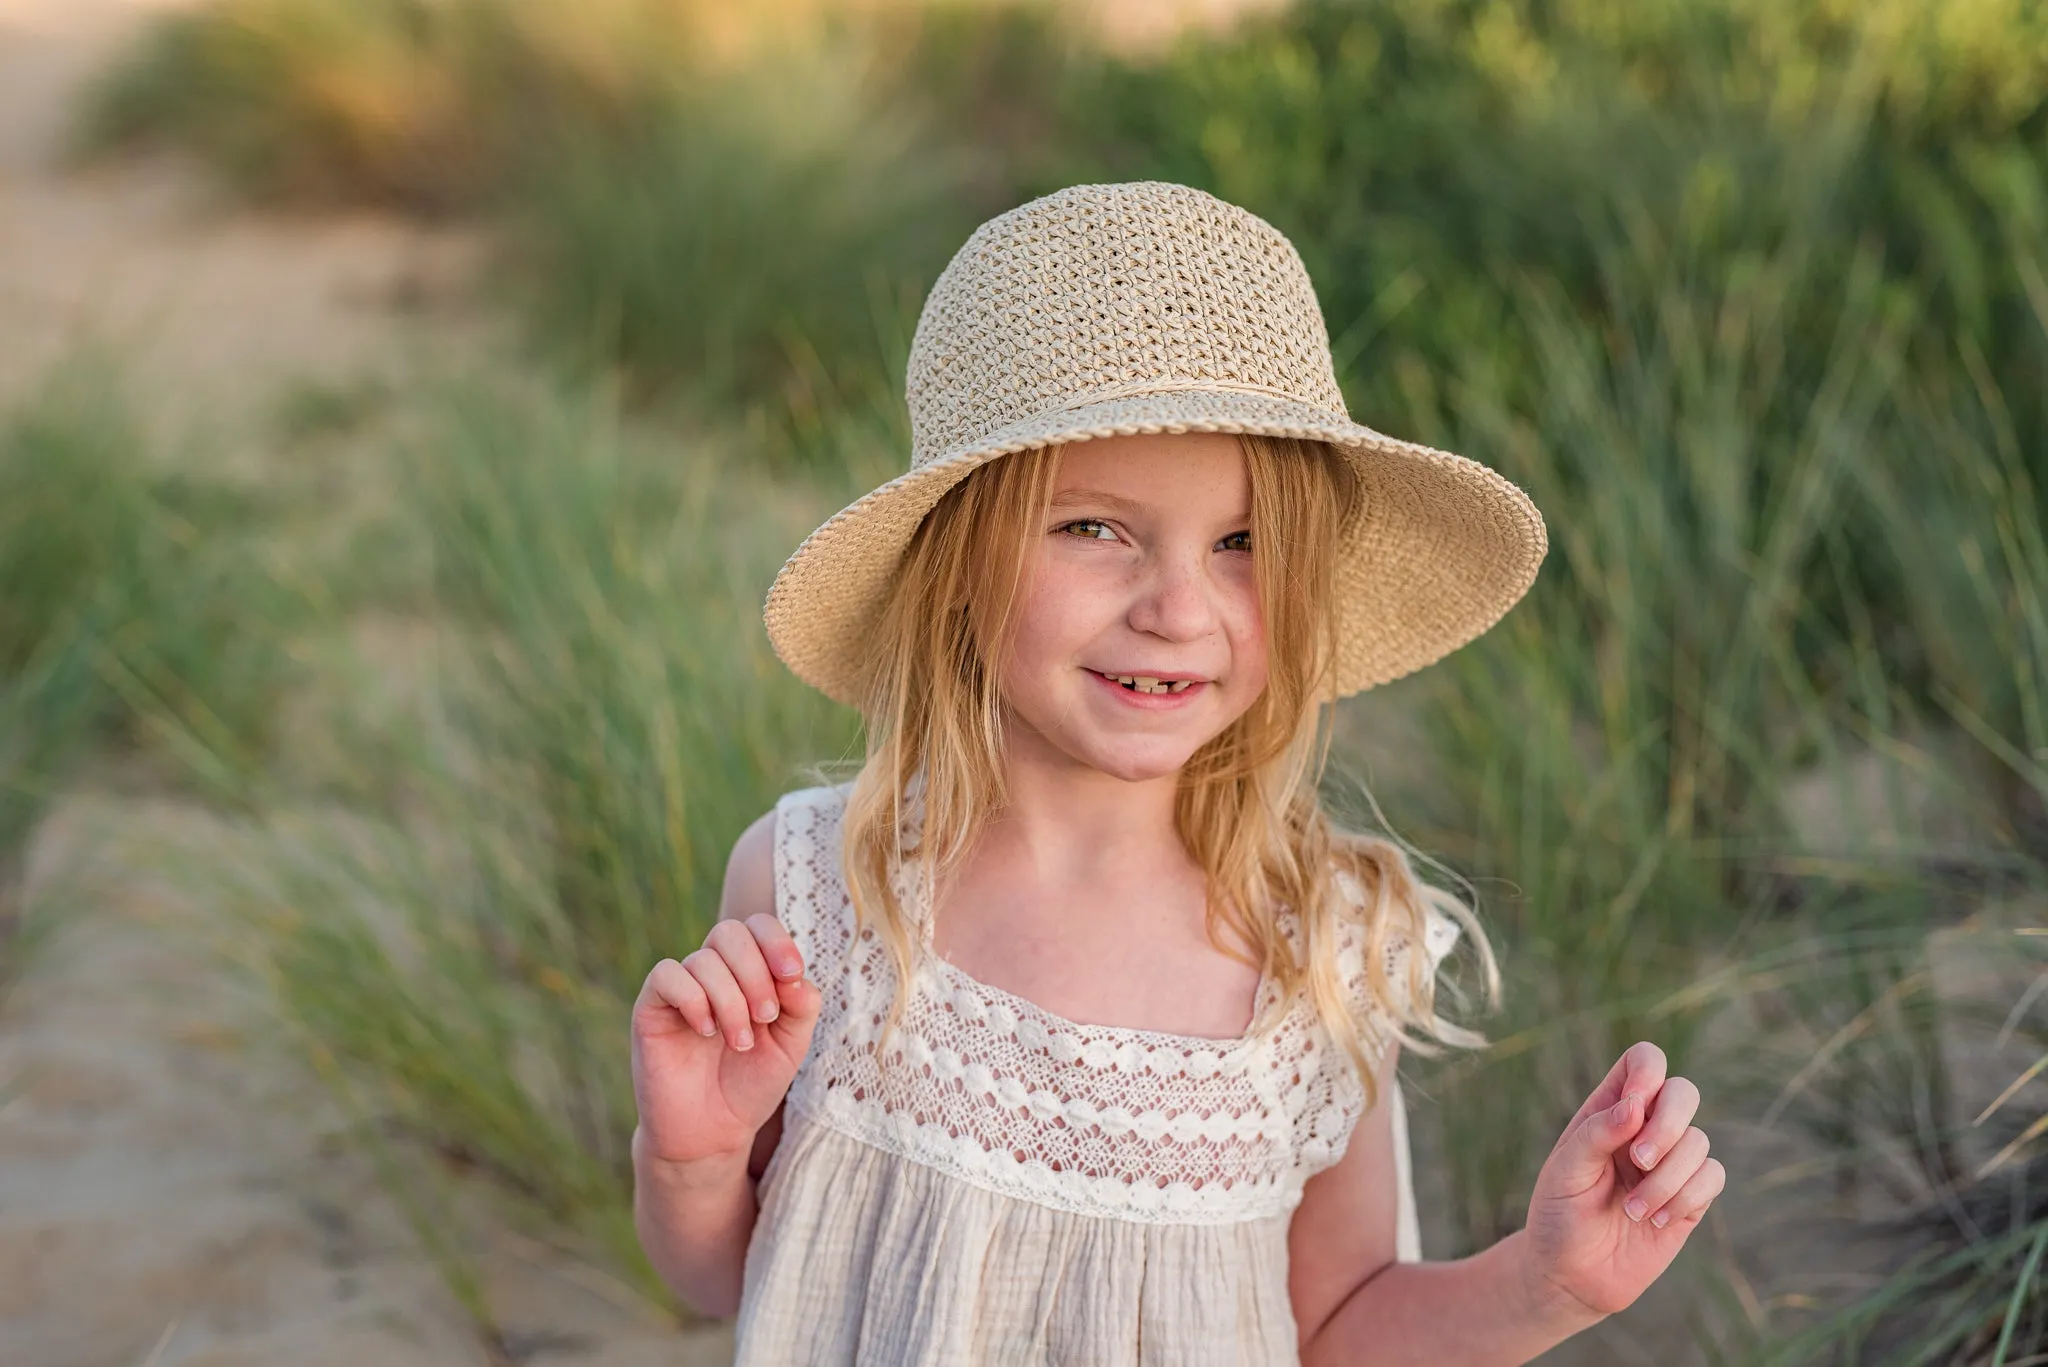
1049, 487, 1252, 523
1048, 487, 1144, 513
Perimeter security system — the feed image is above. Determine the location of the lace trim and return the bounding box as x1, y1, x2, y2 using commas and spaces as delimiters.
772, 783, 1450, 1225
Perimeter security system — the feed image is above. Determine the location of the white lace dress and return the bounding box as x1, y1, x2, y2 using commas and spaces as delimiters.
732, 783, 1460, 1366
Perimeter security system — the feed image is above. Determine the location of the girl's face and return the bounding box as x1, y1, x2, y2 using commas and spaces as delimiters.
997, 432, 1269, 783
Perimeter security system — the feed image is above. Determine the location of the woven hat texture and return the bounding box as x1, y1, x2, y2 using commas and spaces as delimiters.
764, 180, 1547, 708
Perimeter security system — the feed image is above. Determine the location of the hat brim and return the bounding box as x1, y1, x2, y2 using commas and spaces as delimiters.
763, 389, 1547, 709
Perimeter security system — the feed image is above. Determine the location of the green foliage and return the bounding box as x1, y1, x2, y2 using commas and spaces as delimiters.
0, 355, 291, 813
75, 0, 709, 210
0, 357, 297, 988
502, 51, 973, 417
0, 360, 155, 689
230, 377, 856, 1312
1387, 191, 1905, 1243
1055, 0, 2048, 473
0, 368, 119, 978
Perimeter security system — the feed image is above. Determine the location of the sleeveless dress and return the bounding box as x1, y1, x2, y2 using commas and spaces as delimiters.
732, 783, 1462, 1366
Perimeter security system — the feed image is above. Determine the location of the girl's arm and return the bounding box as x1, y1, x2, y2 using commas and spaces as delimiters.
1289, 1042, 1599, 1365
632, 1125, 763, 1319
1291, 1040, 1722, 1365
632, 809, 794, 1318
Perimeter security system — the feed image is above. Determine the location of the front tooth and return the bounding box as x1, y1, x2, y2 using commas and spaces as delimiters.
1134, 676, 1160, 689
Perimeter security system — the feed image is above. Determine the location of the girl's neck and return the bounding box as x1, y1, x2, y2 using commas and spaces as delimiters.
984, 729, 1186, 883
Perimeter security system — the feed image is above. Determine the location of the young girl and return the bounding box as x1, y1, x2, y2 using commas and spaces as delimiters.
630, 181, 1723, 1365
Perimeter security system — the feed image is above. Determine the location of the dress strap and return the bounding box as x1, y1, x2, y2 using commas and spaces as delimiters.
771, 783, 858, 988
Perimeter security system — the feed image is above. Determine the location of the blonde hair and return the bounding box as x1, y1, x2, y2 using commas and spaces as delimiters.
835, 433, 1501, 1111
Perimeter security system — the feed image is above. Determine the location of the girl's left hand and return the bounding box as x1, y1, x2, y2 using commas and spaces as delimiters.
1517, 1041, 1727, 1323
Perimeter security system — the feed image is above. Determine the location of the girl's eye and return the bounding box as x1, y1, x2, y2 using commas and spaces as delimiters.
1059, 519, 1118, 541
1219, 530, 1252, 553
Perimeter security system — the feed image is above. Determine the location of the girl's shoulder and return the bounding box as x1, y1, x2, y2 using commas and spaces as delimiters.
1324, 862, 1465, 1020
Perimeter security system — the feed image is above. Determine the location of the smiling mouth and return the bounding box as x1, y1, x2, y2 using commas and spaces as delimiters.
1089, 669, 1203, 695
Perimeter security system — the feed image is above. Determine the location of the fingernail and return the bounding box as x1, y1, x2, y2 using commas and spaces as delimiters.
1651, 1209, 1672, 1228
735, 1029, 753, 1050
776, 959, 802, 979
1624, 1195, 1647, 1222
1610, 1094, 1634, 1123
698, 1022, 716, 1037
755, 999, 779, 1023
1632, 1142, 1657, 1168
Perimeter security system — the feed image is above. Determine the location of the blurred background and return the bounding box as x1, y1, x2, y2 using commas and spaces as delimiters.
1, 0, 2044, 1362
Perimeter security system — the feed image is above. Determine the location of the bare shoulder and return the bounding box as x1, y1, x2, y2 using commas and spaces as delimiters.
718, 807, 778, 924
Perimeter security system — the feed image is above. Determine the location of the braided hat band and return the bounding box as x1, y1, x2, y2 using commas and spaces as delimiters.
763, 181, 1548, 709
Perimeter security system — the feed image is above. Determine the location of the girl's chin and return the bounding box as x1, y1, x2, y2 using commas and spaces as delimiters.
1070, 732, 1214, 782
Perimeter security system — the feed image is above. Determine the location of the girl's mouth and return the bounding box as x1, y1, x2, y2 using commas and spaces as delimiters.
1086, 669, 1207, 704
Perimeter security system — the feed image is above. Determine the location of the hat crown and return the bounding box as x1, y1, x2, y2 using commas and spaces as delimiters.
903, 181, 1350, 470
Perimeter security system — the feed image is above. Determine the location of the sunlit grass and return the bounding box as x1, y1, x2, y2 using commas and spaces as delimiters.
0, 355, 297, 983
74, 0, 713, 210
187, 375, 858, 1328
503, 48, 972, 418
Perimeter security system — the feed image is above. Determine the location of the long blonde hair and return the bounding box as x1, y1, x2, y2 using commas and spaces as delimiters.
834, 433, 1501, 1111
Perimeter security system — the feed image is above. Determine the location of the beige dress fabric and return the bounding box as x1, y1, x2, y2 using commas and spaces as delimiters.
733, 784, 1460, 1366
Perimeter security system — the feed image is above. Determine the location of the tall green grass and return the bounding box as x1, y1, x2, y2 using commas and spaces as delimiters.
1061, 0, 2048, 448
74, 0, 717, 210
1383, 222, 2048, 1361
0, 357, 295, 986
1761, 296, 2048, 1366
1381, 177, 1910, 1243
0, 365, 134, 986
504, 50, 973, 417
203, 376, 856, 1333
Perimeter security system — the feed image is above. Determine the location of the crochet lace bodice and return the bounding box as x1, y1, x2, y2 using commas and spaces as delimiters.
770, 782, 1460, 1227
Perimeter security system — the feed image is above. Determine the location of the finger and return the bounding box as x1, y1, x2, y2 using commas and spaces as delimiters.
1557, 1041, 1669, 1143
1623, 1126, 1710, 1224
1628, 1076, 1701, 1173
707, 920, 783, 1027
766, 974, 826, 1046
744, 913, 806, 982
1649, 1156, 1726, 1231
1553, 1085, 1652, 1193
644, 958, 717, 1038
771, 967, 824, 1022
684, 946, 757, 1051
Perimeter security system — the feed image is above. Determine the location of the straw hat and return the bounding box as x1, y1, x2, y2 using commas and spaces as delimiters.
764, 180, 1547, 708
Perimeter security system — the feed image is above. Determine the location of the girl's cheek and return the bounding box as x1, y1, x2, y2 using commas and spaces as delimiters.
1222, 576, 1267, 666
1002, 586, 1090, 691
1022, 559, 1122, 647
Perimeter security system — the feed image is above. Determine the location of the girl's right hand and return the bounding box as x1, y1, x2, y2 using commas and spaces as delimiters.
631, 913, 824, 1167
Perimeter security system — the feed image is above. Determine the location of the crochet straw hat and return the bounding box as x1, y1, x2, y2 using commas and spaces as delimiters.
764, 180, 1547, 708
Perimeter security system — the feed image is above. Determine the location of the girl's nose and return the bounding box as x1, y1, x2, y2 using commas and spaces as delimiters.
1127, 552, 1220, 643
